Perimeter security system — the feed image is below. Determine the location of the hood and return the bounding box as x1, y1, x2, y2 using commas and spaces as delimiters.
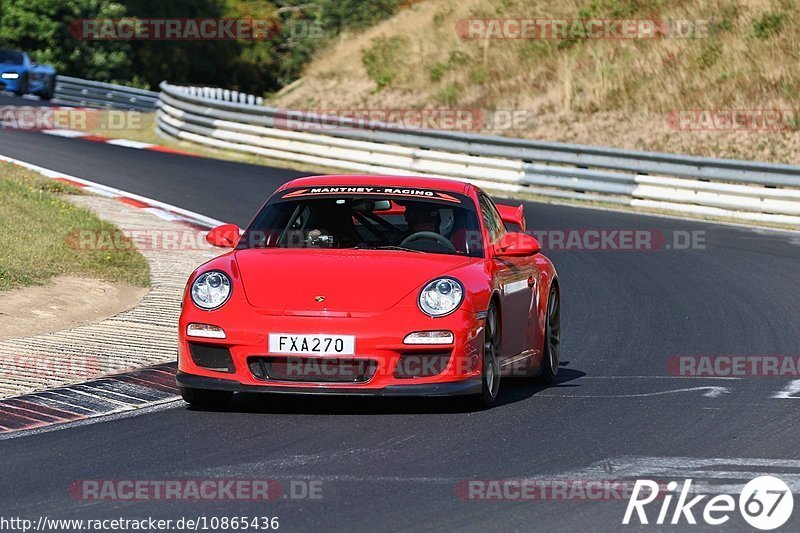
235, 248, 474, 313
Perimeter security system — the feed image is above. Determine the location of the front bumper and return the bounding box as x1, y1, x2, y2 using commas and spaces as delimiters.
176, 371, 482, 396
177, 298, 486, 396
0, 78, 20, 92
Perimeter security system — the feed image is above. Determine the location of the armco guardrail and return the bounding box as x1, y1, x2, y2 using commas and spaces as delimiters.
156, 82, 800, 227
54, 76, 158, 111
171, 85, 264, 106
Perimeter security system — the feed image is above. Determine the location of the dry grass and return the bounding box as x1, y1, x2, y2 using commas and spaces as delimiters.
271, 0, 800, 163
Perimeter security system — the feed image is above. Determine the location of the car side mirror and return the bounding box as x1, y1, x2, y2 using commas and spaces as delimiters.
495, 203, 526, 232
206, 224, 241, 248
495, 232, 540, 257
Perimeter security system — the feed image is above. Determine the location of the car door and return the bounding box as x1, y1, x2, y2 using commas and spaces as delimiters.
478, 194, 536, 359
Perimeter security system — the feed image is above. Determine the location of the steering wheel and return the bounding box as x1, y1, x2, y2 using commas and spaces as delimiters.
400, 231, 457, 253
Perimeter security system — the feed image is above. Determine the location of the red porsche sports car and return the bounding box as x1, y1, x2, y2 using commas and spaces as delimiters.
177, 175, 559, 407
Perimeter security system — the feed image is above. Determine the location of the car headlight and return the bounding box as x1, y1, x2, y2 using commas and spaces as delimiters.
419, 278, 464, 317
1, 73, 19, 79
190, 270, 232, 310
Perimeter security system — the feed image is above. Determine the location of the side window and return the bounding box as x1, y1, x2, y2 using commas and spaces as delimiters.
478, 194, 506, 244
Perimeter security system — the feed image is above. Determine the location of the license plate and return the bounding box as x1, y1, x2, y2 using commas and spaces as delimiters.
268, 333, 355, 355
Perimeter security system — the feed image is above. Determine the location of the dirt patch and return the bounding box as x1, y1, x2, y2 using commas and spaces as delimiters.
0, 276, 148, 341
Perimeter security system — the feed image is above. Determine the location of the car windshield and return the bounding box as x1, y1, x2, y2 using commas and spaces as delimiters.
239, 188, 484, 257
0, 50, 23, 65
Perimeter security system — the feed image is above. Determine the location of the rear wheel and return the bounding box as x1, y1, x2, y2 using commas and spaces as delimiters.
537, 287, 560, 383
180, 386, 233, 408
477, 302, 501, 407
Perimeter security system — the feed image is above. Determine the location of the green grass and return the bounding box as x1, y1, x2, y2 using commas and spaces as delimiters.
752, 11, 786, 39
0, 163, 150, 291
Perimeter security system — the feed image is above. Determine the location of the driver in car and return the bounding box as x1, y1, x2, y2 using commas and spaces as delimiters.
403, 204, 441, 236
391, 203, 461, 253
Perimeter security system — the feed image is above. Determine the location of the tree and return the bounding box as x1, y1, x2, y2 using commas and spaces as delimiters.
0, 0, 139, 85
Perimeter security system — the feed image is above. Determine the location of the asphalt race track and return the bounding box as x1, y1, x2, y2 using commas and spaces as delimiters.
1, 93, 800, 531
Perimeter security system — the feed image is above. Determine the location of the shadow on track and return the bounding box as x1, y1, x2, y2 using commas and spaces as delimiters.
185, 365, 586, 415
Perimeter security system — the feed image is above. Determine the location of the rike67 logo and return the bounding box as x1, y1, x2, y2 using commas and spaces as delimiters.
623, 476, 794, 530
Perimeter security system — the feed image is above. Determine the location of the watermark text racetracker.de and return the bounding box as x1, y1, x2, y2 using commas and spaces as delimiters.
67, 228, 212, 253
667, 109, 800, 131
0, 107, 141, 132
70, 18, 280, 41
0, 354, 101, 379
530, 229, 705, 252
456, 479, 647, 501
272, 108, 537, 133
70, 17, 334, 41
667, 355, 800, 377
68, 228, 707, 253
69, 479, 322, 501
456, 18, 711, 40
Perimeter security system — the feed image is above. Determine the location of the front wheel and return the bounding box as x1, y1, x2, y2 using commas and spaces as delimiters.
13, 74, 28, 96
536, 287, 560, 384
476, 303, 501, 407
180, 386, 233, 408
39, 78, 55, 100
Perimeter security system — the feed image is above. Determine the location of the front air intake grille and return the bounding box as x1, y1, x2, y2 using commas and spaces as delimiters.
188, 342, 234, 373
248, 357, 377, 383
393, 351, 451, 379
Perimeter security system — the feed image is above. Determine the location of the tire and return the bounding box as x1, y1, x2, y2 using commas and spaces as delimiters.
536, 287, 560, 384
476, 302, 501, 407
13, 74, 28, 96
180, 386, 233, 407
39, 79, 54, 100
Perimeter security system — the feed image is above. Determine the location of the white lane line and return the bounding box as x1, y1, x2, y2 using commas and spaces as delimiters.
0, 153, 225, 229
543, 386, 730, 398
82, 185, 118, 197
556, 456, 800, 494
579, 376, 742, 380
41, 129, 87, 138
772, 379, 800, 398
106, 138, 156, 149
194, 456, 800, 490
143, 207, 181, 221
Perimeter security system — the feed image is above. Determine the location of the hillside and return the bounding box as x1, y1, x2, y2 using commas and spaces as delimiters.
270, 0, 800, 163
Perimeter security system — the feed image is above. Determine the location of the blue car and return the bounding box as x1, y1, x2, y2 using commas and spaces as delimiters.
0, 49, 56, 100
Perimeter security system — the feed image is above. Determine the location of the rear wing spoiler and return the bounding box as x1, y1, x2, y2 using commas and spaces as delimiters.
495, 203, 526, 232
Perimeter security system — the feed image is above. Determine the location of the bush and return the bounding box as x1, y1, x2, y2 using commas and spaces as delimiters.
752, 11, 786, 39
362, 35, 407, 89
